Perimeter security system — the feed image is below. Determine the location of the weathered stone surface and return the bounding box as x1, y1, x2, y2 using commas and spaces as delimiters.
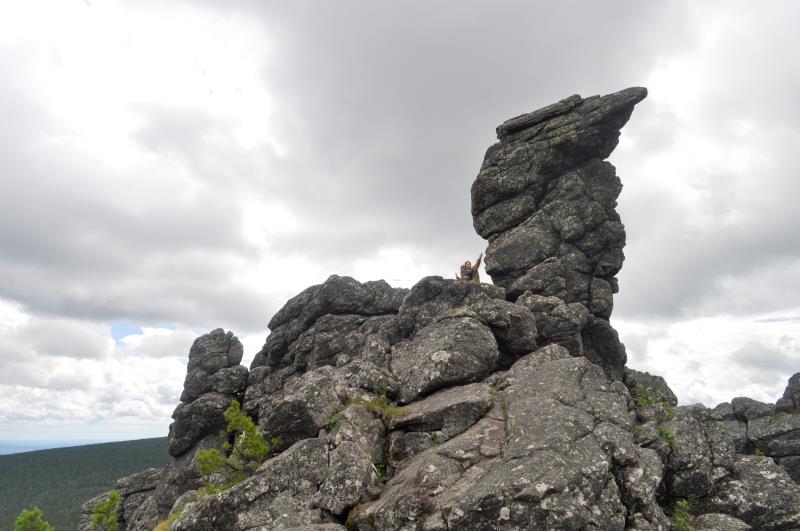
256, 366, 343, 448
170, 434, 378, 530
327, 403, 385, 464
470, 298, 538, 359
252, 275, 408, 368
396, 276, 505, 337
748, 412, 800, 456
777, 372, 800, 412
170, 438, 332, 530
580, 315, 627, 381
316, 439, 379, 515
732, 396, 775, 422
78, 493, 108, 531
470, 90, 644, 382
113, 468, 163, 530
661, 406, 735, 499
388, 382, 493, 438
515, 292, 627, 381
168, 392, 233, 457
115, 467, 163, 497
284, 314, 401, 372
625, 367, 678, 407
124, 494, 160, 531
152, 434, 226, 517
693, 513, 752, 530
353, 346, 664, 530
209, 365, 248, 396
709, 401, 736, 421
472, 88, 646, 304
390, 316, 498, 403
705, 455, 800, 530
778, 455, 800, 483
180, 328, 244, 402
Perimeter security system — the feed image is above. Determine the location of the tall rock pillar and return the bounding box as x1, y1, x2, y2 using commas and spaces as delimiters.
471, 87, 646, 378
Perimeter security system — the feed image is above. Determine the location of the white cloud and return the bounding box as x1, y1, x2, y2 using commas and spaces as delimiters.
116, 327, 198, 359
1, 0, 800, 442
617, 311, 800, 405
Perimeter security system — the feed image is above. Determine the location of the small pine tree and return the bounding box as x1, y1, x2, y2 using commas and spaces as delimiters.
91, 490, 120, 531
222, 400, 272, 472
194, 399, 279, 494
14, 506, 55, 531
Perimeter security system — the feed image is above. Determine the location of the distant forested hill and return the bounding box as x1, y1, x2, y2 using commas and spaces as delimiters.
0, 437, 167, 530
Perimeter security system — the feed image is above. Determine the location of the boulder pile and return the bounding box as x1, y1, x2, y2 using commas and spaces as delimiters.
82, 88, 800, 531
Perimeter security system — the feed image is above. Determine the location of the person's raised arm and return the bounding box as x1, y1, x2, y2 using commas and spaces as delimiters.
474, 252, 483, 269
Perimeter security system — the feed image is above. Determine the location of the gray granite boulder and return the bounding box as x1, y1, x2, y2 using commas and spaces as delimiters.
170, 433, 380, 530
113, 468, 162, 529
470, 89, 646, 382
693, 513, 752, 530
704, 455, 800, 530
396, 275, 505, 337
390, 316, 498, 403
777, 372, 800, 412
252, 275, 408, 368
168, 392, 233, 457
732, 396, 775, 422
255, 365, 343, 448
472, 87, 646, 306
180, 328, 244, 402
351, 346, 666, 530
625, 367, 678, 407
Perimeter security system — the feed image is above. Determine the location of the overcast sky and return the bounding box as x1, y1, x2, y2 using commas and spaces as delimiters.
1, 0, 798, 443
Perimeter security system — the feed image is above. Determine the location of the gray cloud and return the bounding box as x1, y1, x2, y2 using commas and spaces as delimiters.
187, 0, 695, 272
732, 341, 800, 377
1, 0, 800, 433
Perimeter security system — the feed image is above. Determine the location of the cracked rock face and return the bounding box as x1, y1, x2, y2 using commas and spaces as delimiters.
471, 87, 647, 380
352, 345, 666, 530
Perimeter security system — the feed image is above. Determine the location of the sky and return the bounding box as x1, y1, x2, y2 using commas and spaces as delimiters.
0, 0, 798, 443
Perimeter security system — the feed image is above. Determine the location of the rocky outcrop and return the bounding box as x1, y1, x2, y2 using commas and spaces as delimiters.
115, 330, 249, 530
471, 87, 647, 380
251, 275, 407, 369
85, 88, 800, 531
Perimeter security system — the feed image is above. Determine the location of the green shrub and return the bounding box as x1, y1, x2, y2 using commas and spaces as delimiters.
662, 401, 675, 420
91, 490, 120, 531
324, 414, 341, 431
670, 498, 694, 531
753, 448, 766, 457
631, 384, 658, 408
350, 393, 409, 421
14, 506, 54, 531
194, 400, 279, 494
659, 426, 675, 445
375, 463, 390, 482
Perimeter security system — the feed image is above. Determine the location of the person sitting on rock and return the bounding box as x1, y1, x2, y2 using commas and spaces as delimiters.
457, 252, 483, 283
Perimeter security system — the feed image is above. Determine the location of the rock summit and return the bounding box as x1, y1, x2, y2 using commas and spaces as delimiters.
82, 88, 800, 531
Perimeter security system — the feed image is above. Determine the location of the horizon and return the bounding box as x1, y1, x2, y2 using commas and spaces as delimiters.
2, 1, 799, 442
0, 436, 166, 456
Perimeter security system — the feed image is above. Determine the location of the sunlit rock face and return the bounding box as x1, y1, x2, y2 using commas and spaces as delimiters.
472, 87, 647, 380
